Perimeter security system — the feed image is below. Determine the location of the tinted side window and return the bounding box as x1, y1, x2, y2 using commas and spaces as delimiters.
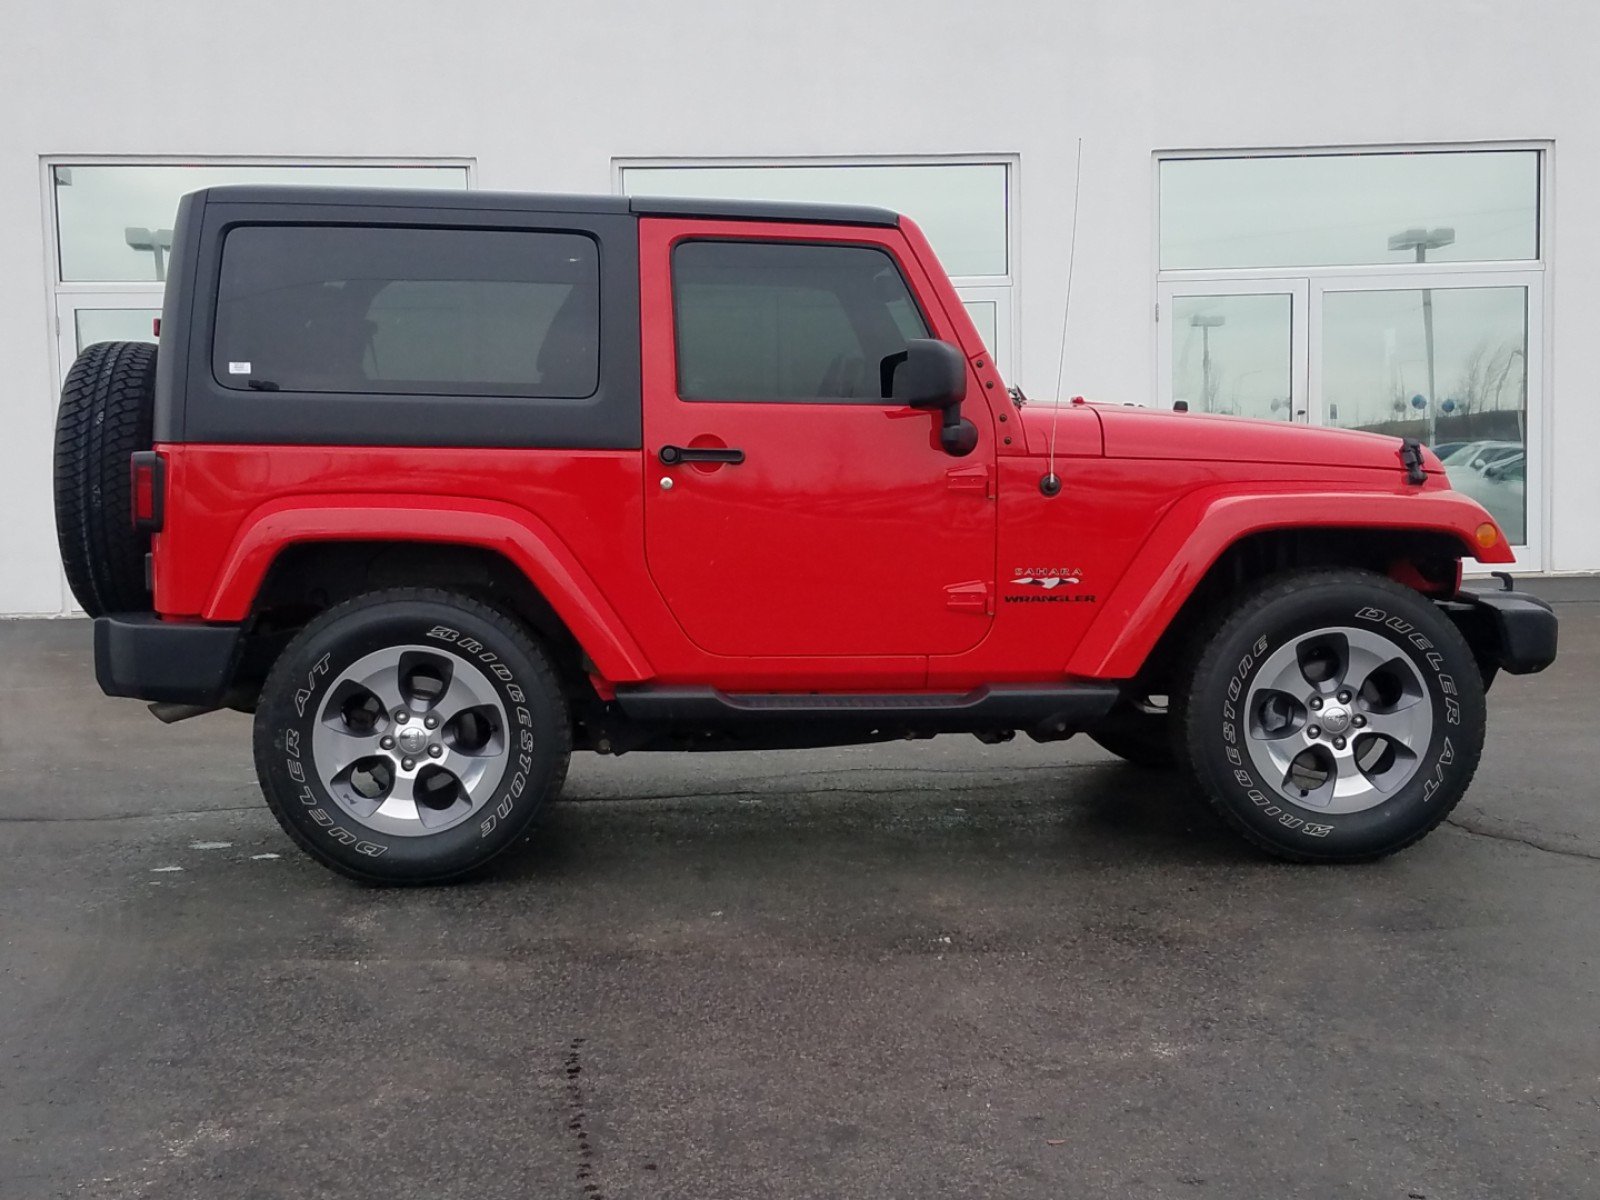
213, 225, 599, 397
673, 241, 929, 402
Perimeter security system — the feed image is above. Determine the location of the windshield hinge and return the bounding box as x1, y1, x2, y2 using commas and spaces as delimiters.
1399, 437, 1427, 485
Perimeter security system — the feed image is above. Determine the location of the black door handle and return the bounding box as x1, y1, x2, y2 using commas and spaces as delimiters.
659, 444, 745, 466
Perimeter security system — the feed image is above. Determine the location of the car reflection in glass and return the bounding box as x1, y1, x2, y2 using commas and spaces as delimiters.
1447, 444, 1525, 542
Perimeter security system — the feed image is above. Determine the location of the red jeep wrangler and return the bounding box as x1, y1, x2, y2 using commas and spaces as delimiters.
55, 186, 1558, 883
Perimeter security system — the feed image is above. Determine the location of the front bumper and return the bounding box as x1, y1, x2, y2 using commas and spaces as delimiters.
94, 614, 243, 705
1439, 588, 1559, 676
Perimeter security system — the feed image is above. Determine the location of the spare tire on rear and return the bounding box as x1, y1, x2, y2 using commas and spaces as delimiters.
53, 340, 157, 616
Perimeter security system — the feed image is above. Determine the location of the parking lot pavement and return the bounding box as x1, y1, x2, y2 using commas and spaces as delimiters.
3, 589, 1598, 1200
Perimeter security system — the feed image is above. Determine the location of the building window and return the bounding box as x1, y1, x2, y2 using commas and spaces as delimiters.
618, 158, 1015, 374
1156, 146, 1545, 561
52, 162, 469, 284
43, 160, 471, 612
1160, 150, 1539, 271
48, 162, 470, 367
672, 240, 928, 402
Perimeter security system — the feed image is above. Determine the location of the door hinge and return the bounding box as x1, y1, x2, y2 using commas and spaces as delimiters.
1154, 301, 1160, 323
945, 580, 993, 615
945, 463, 995, 497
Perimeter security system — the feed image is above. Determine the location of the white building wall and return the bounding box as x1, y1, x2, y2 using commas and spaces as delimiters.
2, 0, 1596, 615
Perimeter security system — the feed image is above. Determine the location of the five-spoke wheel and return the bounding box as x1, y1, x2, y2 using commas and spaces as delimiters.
312, 645, 510, 837
1177, 569, 1485, 862
254, 589, 570, 884
1242, 627, 1433, 813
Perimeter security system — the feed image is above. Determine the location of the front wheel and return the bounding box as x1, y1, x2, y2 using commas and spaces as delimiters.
253, 589, 571, 884
1175, 570, 1486, 862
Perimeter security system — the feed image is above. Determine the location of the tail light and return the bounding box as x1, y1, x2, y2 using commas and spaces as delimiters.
131, 450, 165, 533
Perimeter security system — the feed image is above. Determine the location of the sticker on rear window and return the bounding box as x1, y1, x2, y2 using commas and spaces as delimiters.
227, 361, 251, 375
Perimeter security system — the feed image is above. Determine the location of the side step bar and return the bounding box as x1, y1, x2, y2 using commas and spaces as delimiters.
612, 683, 1119, 739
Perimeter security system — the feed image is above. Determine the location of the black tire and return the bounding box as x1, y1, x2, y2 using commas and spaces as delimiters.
253, 589, 571, 884
53, 340, 157, 616
1089, 698, 1177, 769
1175, 569, 1486, 863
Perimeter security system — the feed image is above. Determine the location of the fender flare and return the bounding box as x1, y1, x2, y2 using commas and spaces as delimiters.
1064, 486, 1511, 680
203, 494, 653, 681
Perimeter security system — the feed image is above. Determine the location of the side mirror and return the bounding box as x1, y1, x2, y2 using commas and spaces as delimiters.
883, 339, 978, 457
886, 338, 965, 409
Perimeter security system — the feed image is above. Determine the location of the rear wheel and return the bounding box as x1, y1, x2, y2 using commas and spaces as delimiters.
253, 589, 571, 884
53, 341, 157, 615
1176, 570, 1485, 862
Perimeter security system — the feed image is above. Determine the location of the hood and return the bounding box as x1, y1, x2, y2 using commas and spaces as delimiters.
1091, 404, 1442, 473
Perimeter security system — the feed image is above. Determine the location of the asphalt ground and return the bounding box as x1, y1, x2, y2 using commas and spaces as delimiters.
3, 584, 1597, 1199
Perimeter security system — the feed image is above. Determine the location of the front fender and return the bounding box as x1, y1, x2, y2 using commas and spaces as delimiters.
203, 494, 653, 681
1064, 485, 1512, 680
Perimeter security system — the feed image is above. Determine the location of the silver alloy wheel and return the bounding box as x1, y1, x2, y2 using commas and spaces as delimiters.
1242, 625, 1434, 814
310, 644, 510, 838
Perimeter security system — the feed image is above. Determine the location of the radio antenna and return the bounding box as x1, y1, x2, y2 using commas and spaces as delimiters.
1042, 138, 1083, 497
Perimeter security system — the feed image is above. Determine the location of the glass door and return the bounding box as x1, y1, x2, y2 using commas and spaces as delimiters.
1160, 274, 1541, 568
1310, 272, 1542, 568
1158, 279, 1308, 421
55, 290, 161, 383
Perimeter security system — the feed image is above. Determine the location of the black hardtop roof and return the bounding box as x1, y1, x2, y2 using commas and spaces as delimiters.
194, 185, 900, 228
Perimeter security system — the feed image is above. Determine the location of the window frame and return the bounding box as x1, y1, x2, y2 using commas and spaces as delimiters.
1149, 141, 1554, 571
1152, 143, 1551, 285
41, 154, 474, 293
1154, 146, 1543, 276
614, 154, 1019, 374
37, 155, 476, 613
668, 236, 934, 405
209, 222, 602, 400
39, 155, 477, 403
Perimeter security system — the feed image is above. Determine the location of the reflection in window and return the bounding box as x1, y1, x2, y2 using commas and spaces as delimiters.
1170, 294, 1293, 420
1322, 286, 1528, 542
673, 240, 929, 402
1160, 151, 1539, 270
623, 162, 1008, 278
54, 163, 468, 282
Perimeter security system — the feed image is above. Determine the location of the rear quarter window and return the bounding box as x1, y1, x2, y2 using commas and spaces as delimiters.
212, 225, 600, 397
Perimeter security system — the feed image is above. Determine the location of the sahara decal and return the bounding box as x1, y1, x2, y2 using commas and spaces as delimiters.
1005, 567, 1096, 604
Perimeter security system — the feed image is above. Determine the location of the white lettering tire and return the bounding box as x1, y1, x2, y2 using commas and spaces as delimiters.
1175, 570, 1486, 862
253, 589, 570, 884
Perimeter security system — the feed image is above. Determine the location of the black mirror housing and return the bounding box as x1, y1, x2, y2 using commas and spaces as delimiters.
885, 339, 967, 410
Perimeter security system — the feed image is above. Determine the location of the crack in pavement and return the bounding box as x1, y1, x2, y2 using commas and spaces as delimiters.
1444, 817, 1600, 864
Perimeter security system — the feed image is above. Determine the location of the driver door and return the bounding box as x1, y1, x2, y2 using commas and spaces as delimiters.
639, 218, 996, 659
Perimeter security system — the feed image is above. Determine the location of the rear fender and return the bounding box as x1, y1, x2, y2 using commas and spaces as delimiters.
1064, 486, 1512, 680
204, 495, 652, 681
